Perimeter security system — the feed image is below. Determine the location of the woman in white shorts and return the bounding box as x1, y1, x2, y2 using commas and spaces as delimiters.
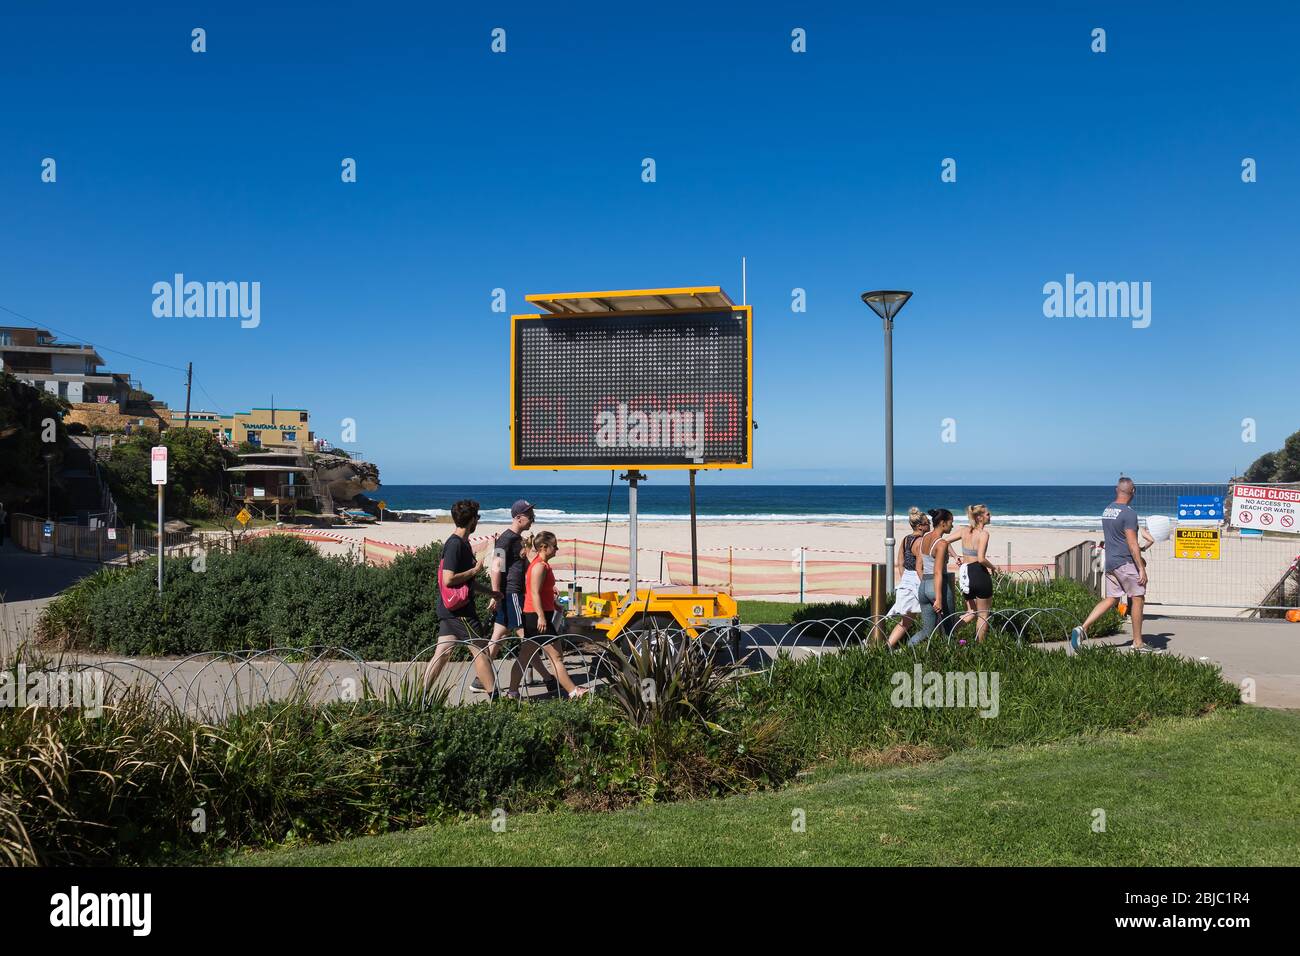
886, 508, 931, 649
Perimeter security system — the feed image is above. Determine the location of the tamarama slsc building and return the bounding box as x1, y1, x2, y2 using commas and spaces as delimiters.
170, 407, 313, 448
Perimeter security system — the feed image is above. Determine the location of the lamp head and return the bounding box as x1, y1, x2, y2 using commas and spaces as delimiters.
860, 290, 913, 322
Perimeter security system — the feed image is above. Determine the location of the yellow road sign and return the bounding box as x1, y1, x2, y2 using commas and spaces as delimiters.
378, 500, 387, 510
236, 508, 252, 526
1174, 527, 1220, 560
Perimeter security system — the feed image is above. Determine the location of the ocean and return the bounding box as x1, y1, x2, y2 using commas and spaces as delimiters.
370, 484, 1225, 531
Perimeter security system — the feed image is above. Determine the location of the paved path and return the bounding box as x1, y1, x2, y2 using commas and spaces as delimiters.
0, 541, 99, 603
5, 550, 1297, 712
1, 543, 102, 659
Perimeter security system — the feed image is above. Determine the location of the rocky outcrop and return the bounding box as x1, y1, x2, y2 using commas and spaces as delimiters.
308, 454, 380, 510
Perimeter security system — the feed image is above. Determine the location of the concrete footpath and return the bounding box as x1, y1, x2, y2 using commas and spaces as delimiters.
1, 542, 100, 659
0, 541, 98, 603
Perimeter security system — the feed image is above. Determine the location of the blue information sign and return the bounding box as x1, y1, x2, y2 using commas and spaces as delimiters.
1177, 495, 1223, 522
43, 522, 53, 538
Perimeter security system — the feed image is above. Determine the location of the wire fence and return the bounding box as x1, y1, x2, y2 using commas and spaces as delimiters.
1132, 483, 1300, 613
6, 607, 1099, 721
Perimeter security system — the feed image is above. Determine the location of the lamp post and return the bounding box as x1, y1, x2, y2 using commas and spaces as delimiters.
860, 290, 913, 593
43, 452, 55, 519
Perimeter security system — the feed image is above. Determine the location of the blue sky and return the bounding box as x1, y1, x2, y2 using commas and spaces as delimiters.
2, 1, 1296, 485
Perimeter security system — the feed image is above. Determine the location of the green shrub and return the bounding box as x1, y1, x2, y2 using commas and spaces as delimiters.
736, 636, 1239, 762
37, 535, 493, 659
189, 490, 219, 519
209, 696, 619, 846
0, 683, 212, 866
598, 634, 730, 730
104, 428, 233, 524
1, 632, 1239, 865
0, 676, 626, 865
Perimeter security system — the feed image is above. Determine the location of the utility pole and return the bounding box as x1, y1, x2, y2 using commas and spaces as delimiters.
183, 362, 193, 427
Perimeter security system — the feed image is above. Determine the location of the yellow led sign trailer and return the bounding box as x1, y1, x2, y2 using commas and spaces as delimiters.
1174, 527, 1220, 560
510, 292, 752, 470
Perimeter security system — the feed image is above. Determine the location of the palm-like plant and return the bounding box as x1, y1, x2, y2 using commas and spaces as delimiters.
597, 626, 732, 730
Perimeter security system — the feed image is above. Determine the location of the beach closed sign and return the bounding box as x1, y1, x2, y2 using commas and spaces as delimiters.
1231, 484, 1300, 534
1174, 527, 1220, 560
511, 301, 751, 469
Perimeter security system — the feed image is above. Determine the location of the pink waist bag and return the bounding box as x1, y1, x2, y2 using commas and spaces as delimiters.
438, 558, 472, 612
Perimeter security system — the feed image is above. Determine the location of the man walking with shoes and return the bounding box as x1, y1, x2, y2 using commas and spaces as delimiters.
476, 499, 555, 695
1070, 476, 1160, 653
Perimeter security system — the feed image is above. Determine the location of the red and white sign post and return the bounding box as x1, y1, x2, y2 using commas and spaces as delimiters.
1231, 484, 1300, 536
152, 446, 168, 594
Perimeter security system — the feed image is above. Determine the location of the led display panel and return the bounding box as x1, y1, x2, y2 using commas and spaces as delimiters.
512, 310, 750, 468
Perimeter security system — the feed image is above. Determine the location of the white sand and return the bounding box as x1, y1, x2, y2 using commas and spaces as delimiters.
324, 519, 1087, 563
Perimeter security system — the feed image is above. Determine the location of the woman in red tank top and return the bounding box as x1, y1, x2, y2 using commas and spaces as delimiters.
523, 554, 556, 614
520, 532, 589, 699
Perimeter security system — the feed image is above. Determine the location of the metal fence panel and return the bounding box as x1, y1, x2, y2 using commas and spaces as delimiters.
1133, 483, 1300, 613
9, 514, 172, 566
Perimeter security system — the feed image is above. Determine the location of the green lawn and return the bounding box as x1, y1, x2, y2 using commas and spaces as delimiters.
186, 518, 281, 531
736, 599, 806, 624
229, 706, 1300, 867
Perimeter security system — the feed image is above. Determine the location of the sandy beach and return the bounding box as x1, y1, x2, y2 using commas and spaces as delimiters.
323, 519, 1088, 565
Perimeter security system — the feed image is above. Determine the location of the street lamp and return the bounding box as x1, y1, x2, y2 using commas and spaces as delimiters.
860, 290, 913, 593
43, 451, 56, 520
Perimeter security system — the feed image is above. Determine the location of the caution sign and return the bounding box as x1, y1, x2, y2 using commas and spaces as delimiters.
235, 508, 252, 526
1231, 483, 1300, 535
1174, 527, 1220, 560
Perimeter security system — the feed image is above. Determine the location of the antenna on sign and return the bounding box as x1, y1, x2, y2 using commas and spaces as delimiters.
742, 256, 747, 305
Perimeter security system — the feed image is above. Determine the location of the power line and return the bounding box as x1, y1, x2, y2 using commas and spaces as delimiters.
0, 302, 189, 374
193, 378, 228, 415
3, 301, 243, 421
